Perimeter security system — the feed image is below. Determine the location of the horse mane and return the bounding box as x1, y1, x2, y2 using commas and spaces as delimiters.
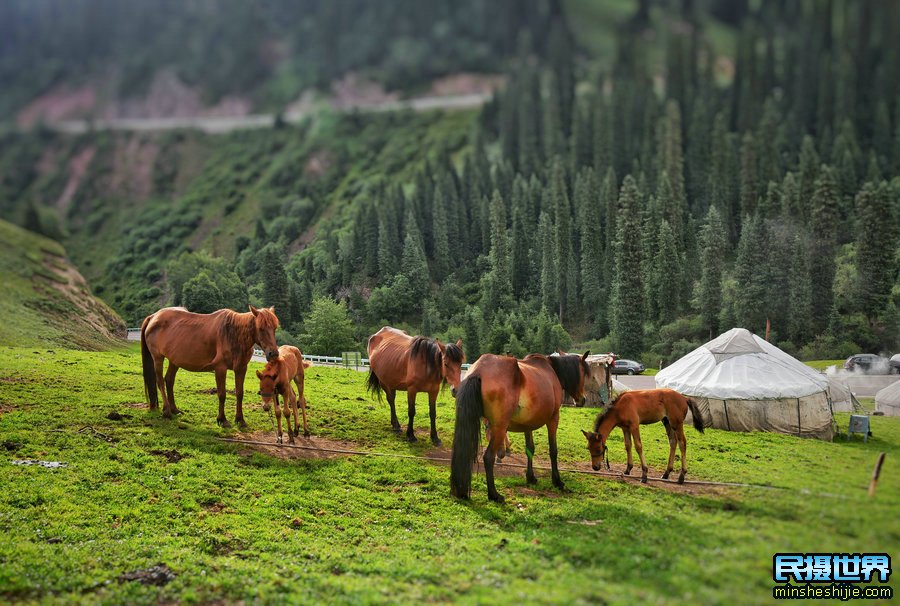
548, 354, 585, 400
593, 394, 623, 432
444, 341, 464, 364
219, 310, 257, 355
410, 336, 443, 381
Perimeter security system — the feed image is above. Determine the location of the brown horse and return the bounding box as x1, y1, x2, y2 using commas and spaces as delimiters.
450, 351, 591, 503
366, 326, 464, 445
141, 305, 279, 427
582, 388, 705, 484
256, 345, 312, 443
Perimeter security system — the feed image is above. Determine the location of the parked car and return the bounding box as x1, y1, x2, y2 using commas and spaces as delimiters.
891, 354, 900, 374
611, 359, 645, 375
843, 354, 890, 374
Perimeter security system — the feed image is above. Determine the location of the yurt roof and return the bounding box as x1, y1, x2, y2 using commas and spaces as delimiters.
655, 328, 829, 399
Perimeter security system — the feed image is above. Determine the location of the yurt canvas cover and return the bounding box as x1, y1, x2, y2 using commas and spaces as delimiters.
827, 376, 854, 413
876, 380, 900, 416
656, 328, 833, 440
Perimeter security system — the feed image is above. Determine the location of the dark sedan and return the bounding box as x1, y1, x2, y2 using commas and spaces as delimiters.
843, 354, 890, 374
611, 359, 645, 375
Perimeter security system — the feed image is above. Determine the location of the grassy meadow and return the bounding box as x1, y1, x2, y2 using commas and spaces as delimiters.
1, 344, 898, 604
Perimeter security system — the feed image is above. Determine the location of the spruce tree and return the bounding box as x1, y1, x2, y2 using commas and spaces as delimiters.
787, 235, 813, 344
400, 211, 430, 304
808, 166, 841, 331
578, 169, 604, 320
698, 206, 727, 338
733, 214, 770, 332
855, 181, 898, 320
538, 211, 556, 313
653, 219, 681, 325
259, 243, 290, 314
739, 132, 759, 219
431, 182, 450, 281
551, 158, 575, 320
609, 176, 644, 357
487, 190, 512, 307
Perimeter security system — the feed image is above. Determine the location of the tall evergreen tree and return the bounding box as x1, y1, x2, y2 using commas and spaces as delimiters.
698, 206, 728, 338
855, 181, 898, 320
652, 219, 682, 325
259, 243, 290, 314
538, 211, 556, 313
733, 214, 770, 332
609, 176, 645, 357
787, 235, 814, 344
431, 182, 451, 281
808, 166, 841, 331
739, 132, 759, 218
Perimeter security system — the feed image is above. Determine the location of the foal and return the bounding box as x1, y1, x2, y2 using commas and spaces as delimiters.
256, 345, 312, 443
582, 389, 704, 484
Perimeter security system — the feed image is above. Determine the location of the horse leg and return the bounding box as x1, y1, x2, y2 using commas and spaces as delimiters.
283, 390, 295, 445
233, 365, 248, 429
164, 364, 181, 415
483, 432, 506, 504
524, 431, 537, 485
548, 412, 565, 490
622, 428, 633, 475
662, 419, 676, 480
294, 377, 309, 438
155, 357, 173, 418
273, 393, 283, 444
428, 391, 441, 447
504, 434, 512, 458
676, 424, 688, 484
387, 389, 401, 433
405, 390, 417, 442
215, 368, 230, 428
631, 427, 648, 483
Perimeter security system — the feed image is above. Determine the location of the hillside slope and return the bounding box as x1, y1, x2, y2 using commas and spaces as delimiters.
0, 219, 125, 349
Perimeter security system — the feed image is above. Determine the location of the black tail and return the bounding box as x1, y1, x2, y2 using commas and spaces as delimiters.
141, 317, 158, 409
687, 398, 705, 433
366, 369, 383, 401
450, 375, 483, 499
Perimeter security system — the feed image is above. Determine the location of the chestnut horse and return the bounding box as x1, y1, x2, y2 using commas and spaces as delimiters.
366, 327, 464, 445
256, 345, 312, 443
582, 388, 705, 484
141, 305, 279, 427
450, 351, 591, 503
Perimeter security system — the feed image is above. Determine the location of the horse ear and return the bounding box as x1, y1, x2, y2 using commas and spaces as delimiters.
582, 350, 591, 361
556, 348, 565, 355
581, 429, 591, 439
256, 369, 263, 379
455, 339, 462, 348
249, 305, 259, 316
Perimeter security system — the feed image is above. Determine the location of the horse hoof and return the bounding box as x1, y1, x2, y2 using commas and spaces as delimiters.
662, 472, 670, 480
304, 432, 311, 438
489, 493, 506, 504
407, 433, 417, 443
677, 474, 685, 485
236, 420, 248, 430
431, 437, 443, 448
172, 408, 184, 415
391, 426, 402, 434
504, 449, 512, 458
217, 418, 231, 428
624, 469, 631, 476
526, 475, 538, 485
640, 476, 648, 484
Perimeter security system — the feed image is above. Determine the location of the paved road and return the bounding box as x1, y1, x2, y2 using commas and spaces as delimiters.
45, 93, 490, 135
616, 375, 657, 390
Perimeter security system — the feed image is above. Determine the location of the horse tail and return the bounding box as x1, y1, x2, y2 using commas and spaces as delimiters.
302, 360, 313, 369
140, 316, 158, 408
366, 369, 383, 401
687, 398, 705, 433
450, 375, 483, 499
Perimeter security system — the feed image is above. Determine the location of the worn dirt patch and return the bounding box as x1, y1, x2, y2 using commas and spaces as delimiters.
149, 449, 187, 463
56, 146, 96, 214
0, 376, 30, 384
117, 564, 176, 586
197, 388, 235, 396
231, 430, 364, 461
122, 402, 149, 409
0, 403, 15, 416
427, 73, 505, 96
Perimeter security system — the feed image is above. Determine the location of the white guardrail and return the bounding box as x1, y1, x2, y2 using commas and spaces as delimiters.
126, 328, 470, 369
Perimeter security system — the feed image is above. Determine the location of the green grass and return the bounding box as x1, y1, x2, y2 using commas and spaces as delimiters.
804, 360, 845, 371
0, 219, 124, 351
1, 345, 898, 604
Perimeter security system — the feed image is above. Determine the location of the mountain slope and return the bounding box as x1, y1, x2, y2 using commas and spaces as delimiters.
0, 219, 125, 349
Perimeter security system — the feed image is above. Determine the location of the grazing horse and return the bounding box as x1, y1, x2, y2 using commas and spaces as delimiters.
256, 345, 312, 443
582, 388, 705, 484
366, 326, 464, 445
450, 351, 591, 503
141, 305, 279, 427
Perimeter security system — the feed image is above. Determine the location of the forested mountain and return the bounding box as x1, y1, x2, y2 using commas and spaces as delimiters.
1, 0, 898, 361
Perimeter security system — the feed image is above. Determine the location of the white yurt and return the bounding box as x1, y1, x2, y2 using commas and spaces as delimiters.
827, 376, 854, 413
655, 328, 834, 440
875, 380, 900, 416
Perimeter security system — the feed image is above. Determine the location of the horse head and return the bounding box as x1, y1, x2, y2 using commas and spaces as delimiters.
442, 339, 465, 397
550, 350, 591, 406
250, 305, 279, 361
581, 429, 608, 471
256, 361, 281, 412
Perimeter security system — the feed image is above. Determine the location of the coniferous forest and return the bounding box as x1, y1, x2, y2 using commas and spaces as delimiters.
1, 0, 898, 362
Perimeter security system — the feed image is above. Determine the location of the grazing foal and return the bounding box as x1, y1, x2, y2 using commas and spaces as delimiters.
582, 388, 705, 484
256, 346, 312, 443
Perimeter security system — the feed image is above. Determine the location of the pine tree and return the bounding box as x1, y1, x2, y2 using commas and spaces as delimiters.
609, 176, 644, 357
797, 135, 820, 219
538, 211, 556, 313
593, 93, 612, 176
660, 100, 687, 219
686, 95, 711, 214
855, 181, 898, 320
486, 190, 512, 311
431, 182, 450, 281
808, 166, 841, 331
551, 158, 575, 320
652, 220, 682, 325
577, 169, 604, 320
544, 74, 565, 160
733, 214, 770, 332
517, 66, 540, 177
260, 243, 290, 313
400, 210, 430, 303
698, 206, 727, 338
511, 205, 530, 298
787, 235, 813, 344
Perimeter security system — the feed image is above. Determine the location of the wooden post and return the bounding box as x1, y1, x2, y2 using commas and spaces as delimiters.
868, 453, 886, 497
765, 318, 771, 342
